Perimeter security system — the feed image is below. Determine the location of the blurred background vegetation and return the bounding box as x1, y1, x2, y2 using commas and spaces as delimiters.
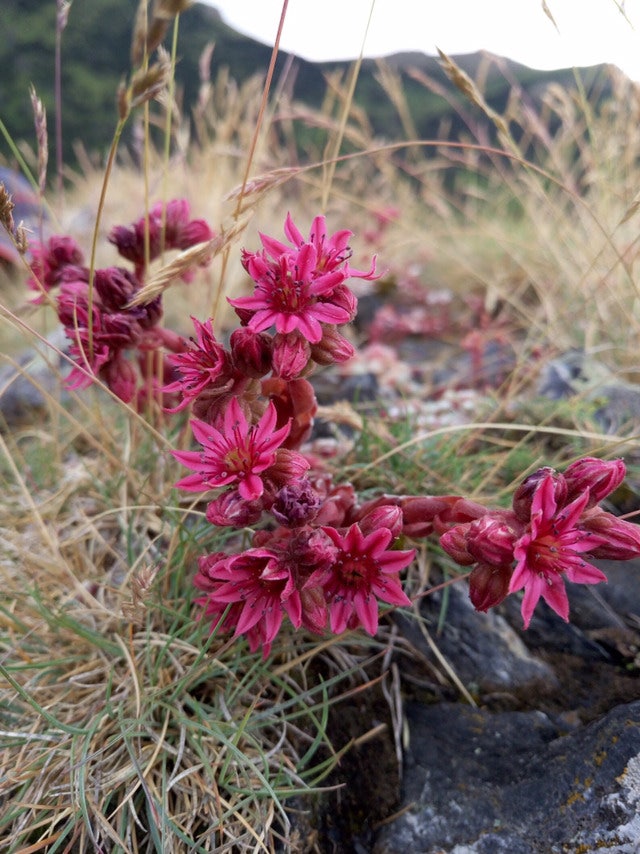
1, 0, 608, 173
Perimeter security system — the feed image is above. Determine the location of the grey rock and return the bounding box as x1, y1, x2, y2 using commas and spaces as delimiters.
396, 581, 557, 694
374, 700, 640, 854
539, 349, 640, 433
0, 328, 70, 427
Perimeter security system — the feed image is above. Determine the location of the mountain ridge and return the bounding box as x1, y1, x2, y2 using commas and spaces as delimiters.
0, 0, 616, 170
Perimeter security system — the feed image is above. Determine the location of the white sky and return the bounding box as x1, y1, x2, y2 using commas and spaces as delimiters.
202, 0, 640, 81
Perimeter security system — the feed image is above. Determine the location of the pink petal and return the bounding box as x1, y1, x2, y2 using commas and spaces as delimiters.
353, 591, 379, 635
174, 472, 209, 492
294, 312, 323, 342
239, 472, 264, 501
260, 232, 291, 259
329, 599, 351, 635
509, 554, 531, 593
306, 215, 327, 247
372, 576, 412, 607
564, 561, 608, 585
283, 590, 303, 629
190, 418, 223, 449
171, 449, 204, 470
519, 574, 545, 628
263, 602, 285, 643
539, 576, 570, 622
310, 302, 351, 325
235, 597, 267, 635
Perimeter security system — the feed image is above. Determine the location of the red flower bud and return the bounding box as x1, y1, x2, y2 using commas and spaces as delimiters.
465, 514, 518, 566
358, 504, 403, 538
468, 562, 512, 612
230, 327, 273, 378
432, 497, 489, 535
310, 325, 355, 366
439, 522, 475, 565
399, 494, 462, 538
580, 507, 640, 560
512, 467, 567, 522
205, 490, 264, 528
563, 457, 626, 509
272, 331, 310, 379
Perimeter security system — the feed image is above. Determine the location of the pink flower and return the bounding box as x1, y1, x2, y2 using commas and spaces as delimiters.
313, 523, 414, 635
509, 475, 608, 628
164, 316, 234, 412
282, 213, 377, 282
172, 398, 307, 501
228, 213, 377, 344
230, 251, 350, 342
194, 548, 302, 658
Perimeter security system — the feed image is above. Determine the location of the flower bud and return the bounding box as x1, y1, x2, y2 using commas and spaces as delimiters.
310, 325, 355, 366
94, 266, 141, 313
399, 495, 461, 538
580, 507, 640, 560
468, 562, 512, 612
465, 514, 518, 567
439, 522, 475, 565
563, 457, 626, 509
271, 478, 322, 527
272, 331, 310, 379
230, 327, 273, 378
205, 490, 264, 528
512, 467, 567, 522
432, 497, 489, 535
358, 504, 403, 538
103, 353, 137, 403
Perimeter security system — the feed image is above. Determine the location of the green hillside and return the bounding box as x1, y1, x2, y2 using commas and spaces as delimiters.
0, 0, 611, 172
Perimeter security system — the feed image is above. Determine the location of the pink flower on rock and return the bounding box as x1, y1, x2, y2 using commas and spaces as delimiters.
172, 398, 308, 501
509, 474, 608, 628
313, 523, 414, 635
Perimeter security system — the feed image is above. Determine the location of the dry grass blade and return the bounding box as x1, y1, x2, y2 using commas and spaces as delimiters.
127, 215, 251, 306
0, 183, 15, 234
437, 48, 510, 141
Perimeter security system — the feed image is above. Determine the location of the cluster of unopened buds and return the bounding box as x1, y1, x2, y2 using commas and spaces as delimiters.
27, 199, 212, 405
27, 206, 640, 657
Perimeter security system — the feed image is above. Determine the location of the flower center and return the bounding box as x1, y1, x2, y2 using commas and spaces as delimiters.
529, 533, 562, 575
223, 446, 252, 475
335, 553, 375, 588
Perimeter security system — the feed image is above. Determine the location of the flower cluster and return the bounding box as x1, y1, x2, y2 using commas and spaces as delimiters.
168, 214, 415, 655
30, 207, 640, 658
166, 213, 640, 657
436, 458, 640, 627
27, 200, 213, 405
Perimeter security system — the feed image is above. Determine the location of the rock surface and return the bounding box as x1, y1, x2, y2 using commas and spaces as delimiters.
373, 700, 640, 854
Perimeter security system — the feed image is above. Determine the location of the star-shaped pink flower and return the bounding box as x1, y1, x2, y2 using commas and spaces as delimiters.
509, 474, 607, 627
312, 523, 414, 636
172, 398, 307, 501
